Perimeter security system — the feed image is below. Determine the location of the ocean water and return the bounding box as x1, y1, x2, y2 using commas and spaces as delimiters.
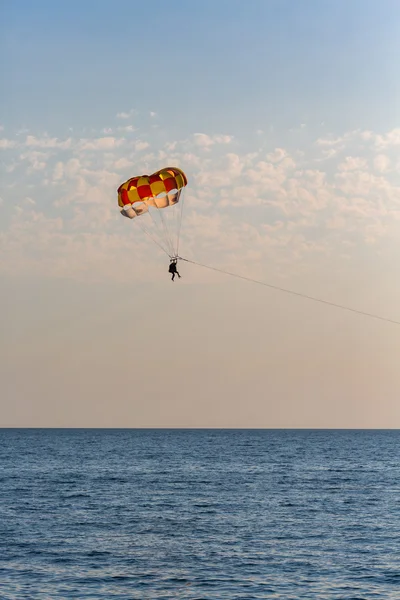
0, 429, 399, 599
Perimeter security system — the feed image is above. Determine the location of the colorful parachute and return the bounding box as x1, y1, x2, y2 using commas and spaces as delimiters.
118, 167, 188, 258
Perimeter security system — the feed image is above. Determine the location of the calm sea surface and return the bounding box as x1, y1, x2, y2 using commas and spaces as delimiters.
0, 429, 399, 599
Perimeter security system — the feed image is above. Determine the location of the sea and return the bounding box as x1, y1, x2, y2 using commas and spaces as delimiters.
0, 429, 399, 599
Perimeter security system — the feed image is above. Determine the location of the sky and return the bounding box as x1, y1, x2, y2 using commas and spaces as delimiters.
1, 0, 400, 428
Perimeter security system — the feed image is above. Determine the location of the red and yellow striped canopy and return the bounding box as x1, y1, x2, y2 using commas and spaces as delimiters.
118, 167, 188, 209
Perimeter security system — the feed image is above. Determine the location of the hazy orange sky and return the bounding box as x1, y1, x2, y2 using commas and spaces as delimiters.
1, 0, 400, 427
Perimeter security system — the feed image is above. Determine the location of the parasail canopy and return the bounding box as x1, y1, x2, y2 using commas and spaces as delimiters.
118, 167, 188, 258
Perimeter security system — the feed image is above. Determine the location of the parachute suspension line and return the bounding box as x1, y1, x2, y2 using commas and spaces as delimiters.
175, 189, 185, 258
178, 257, 400, 327
137, 219, 170, 257
135, 217, 171, 258
147, 207, 173, 257
158, 207, 175, 258
156, 208, 173, 258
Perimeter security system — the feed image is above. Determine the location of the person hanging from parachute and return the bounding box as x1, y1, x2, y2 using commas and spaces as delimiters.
168, 258, 181, 282
117, 167, 188, 278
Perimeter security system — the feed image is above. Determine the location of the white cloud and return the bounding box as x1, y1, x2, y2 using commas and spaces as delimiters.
317, 148, 339, 161
79, 137, 125, 150
25, 135, 72, 149
113, 157, 134, 170
118, 125, 135, 133
360, 130, 375, 142
373, 128, 400, 149
20, 150, 48, 171
267, 148, 287, 163
53, 162, 64, 181
0, 139, 16, 149
316, 136, 344, 147
64, 158, 82, 177
374, 154, 391, 173
338, 156, 368, 171
193, 134, 216, 148
134, 141, 150, 151
116, 109, 136, 120
194, 133, 233, 148
213, 135, 233, 144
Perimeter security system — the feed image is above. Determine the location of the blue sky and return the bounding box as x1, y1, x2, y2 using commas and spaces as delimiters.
2, 0, 400, 137
1, 0, 400, 427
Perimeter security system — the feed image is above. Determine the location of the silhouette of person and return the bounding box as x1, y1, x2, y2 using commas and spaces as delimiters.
168, 258, 181, 281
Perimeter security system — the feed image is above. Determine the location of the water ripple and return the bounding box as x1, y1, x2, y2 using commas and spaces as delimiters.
0, 429, 399, 599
